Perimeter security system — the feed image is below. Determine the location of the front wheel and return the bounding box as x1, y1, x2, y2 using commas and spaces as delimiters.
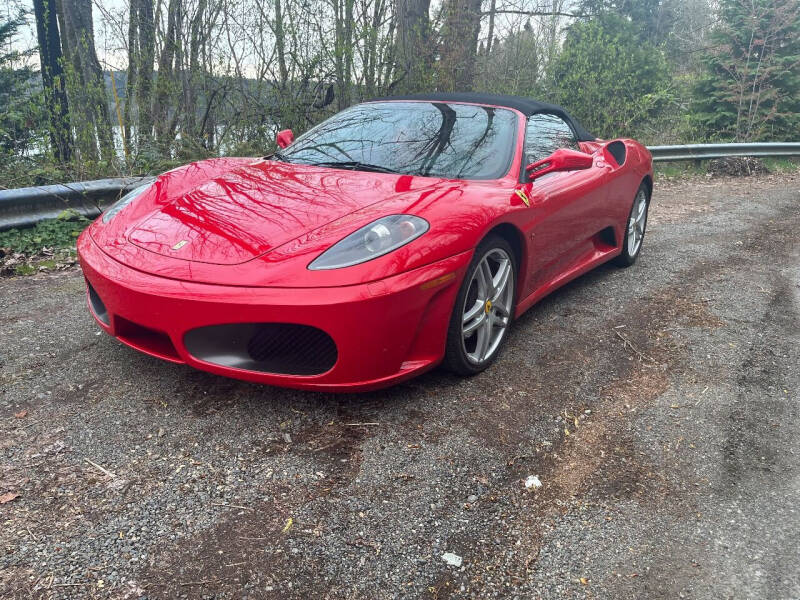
443, 235, 516, 376
614, 183, 650, 267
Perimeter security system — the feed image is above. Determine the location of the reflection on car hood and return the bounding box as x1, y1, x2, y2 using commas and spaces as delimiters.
122, 159, 418, 265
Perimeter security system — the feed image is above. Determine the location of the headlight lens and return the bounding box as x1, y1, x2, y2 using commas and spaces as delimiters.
308, 214, 429, 270
102, 183, 152, 223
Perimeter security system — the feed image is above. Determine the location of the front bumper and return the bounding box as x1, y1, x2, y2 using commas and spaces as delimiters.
77, 233, 470, 391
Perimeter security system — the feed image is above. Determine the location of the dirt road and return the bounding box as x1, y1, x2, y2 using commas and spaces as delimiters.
1, 172, 798, 599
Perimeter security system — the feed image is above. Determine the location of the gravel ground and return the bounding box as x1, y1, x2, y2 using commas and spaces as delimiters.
1, 172, 798, 599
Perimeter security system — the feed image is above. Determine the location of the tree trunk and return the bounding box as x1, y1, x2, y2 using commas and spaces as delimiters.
394, 0, 432, 92
274, 0, 289, 89
59, 0, 115, 161
124, 1, 137, 150
135, 0, 155, 144
183, 0, 206, 140
32, 0, 72, 161
485, 0, 496, 54
438, 0, 483, 92
152, 0, 182, 149
362, 0, 387, 97
334, 0, 355, 110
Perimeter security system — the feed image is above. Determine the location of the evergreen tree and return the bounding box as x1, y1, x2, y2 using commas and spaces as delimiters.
0, 11, 43, 157
693, 0, 800, 141
579, 0, 677, 45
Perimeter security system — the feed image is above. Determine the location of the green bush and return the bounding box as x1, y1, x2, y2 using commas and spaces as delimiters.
548, 14, 671, 139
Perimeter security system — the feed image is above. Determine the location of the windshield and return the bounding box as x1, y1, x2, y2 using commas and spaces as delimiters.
278, 102, 518, 180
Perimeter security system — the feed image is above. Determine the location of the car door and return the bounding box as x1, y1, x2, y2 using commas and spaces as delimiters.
518, 113, 608, 294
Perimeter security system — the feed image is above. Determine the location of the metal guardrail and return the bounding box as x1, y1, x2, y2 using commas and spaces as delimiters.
1, 143, 798, 231
648, 142, 800, 162
0, 177, 150, 231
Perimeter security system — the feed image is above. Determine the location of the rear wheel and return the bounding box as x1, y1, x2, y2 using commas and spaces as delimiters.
444, 235, 516, 376
614, 183, 650, 267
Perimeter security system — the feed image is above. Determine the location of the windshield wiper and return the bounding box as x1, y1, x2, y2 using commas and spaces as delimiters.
271, 151, 293, 163
308, 161, 401, 175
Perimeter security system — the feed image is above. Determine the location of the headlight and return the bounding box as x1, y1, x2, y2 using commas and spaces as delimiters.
102, 183, 152, 223
308, 214, 429, 270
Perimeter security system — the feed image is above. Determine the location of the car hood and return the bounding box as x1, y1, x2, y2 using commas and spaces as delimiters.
124, 159, 406, 266
89, 157, 498, 286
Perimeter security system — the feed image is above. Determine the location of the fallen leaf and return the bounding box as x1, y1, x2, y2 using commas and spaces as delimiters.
282, 517, 293, 533
0, 492, 20, 504
14, 410, 28, 419
579, 577, 589, 585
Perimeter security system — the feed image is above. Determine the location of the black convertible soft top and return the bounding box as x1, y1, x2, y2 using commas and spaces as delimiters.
367, 92, 596, 141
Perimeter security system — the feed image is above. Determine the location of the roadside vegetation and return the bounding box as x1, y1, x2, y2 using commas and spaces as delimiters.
0, 211, 86, 275
654, 156, 800, 180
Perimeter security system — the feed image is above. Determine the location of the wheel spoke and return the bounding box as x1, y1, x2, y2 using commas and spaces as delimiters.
463, 311, 485, 338
637, 197, 646, 220
491, 259, 511, 302
476, 317, 493, 360
478, 260, 493, 296
463, 299, 484, 325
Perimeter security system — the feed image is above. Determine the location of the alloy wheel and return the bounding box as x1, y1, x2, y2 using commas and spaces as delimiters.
627, 187, 648, 256
461, 248, 515, 365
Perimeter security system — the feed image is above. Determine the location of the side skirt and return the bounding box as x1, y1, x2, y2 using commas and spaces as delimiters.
514, 234, 621, 318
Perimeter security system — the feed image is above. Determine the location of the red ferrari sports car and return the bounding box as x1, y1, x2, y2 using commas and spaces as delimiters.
78, 93, 653, 391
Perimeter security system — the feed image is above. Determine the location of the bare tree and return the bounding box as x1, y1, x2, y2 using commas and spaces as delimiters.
32, 0, 72, 161
333, 0, 355, 109
438, 0, 482, 91
152, 0, 182, 149
125, 0, 156, 149
59, 0, 115, 161
393, 0, 432, 92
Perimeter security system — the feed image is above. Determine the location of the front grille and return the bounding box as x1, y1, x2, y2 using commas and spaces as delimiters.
184, 323, 338, 376
246, 324, 337, 374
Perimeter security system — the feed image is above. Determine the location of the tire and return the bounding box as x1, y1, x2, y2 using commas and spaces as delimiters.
614, 182, 650, 267
443, 235, 517, 376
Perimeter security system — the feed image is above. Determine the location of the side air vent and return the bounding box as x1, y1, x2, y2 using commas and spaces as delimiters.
115, 316, 181, 362
86, 280, 109, 325
607, 140, 627, 166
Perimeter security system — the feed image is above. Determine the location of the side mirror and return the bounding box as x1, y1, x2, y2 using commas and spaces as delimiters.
526, 148, 593, 181
276, 129, 294, 149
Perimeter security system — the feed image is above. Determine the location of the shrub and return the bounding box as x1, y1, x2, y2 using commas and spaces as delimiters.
548, 14, 670, 139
